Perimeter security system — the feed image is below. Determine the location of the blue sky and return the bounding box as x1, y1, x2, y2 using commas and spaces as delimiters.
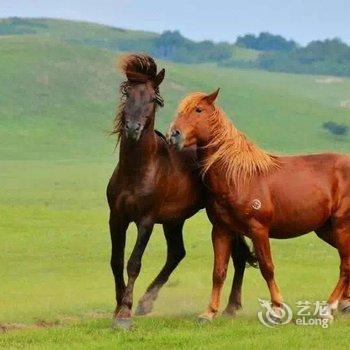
2, 0, 349, 45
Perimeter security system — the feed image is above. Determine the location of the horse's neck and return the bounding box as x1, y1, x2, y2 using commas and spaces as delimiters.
199, 117, 277, 195
199, 146, 232, 192
199, 144, 248, 198
119, 127, 158, 170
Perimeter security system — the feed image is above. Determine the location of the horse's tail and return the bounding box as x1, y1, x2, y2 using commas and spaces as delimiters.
233, 234, 258, 268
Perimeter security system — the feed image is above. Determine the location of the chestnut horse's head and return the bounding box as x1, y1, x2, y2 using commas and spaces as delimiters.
168, 89, 220, 149
113, 54, 165, 142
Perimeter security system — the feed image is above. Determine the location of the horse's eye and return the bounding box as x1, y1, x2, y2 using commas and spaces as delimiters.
195, 107, 202, 113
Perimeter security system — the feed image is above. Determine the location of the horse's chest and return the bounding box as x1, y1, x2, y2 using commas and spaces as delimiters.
114, 187, 154, 218
209, 197, 251, 232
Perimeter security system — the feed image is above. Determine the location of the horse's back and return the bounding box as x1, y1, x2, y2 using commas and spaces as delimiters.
276, 152, 349, 182
267, 153, 350, 237
279, 152, 341, 170
332, 153, 350, 183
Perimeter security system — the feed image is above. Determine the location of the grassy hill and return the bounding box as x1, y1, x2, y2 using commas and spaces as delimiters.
1, 18, 350, 349
0, 17, 260, 64
0, 17, 158, 50
1, 19, 350, 161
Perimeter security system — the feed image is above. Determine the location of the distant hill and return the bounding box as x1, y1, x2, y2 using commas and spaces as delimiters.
0, 17, 158, 50
0, 17, 260, 67
1, 17, 350, 77
1, 18, 350, 162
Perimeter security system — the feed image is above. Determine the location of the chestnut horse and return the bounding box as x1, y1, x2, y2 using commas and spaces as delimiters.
107, 55, 256, 329
169, 89, 350, 322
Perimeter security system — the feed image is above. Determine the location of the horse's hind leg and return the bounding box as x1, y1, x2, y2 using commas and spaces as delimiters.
315, 222, 336, 248
135, 221, 186, 316
115, 217, 154, 329
222, 235, 247, 316
338, 282, 350, 314
109, 211, 129, 316
315, 224, 350, 313
222, 253, 245, 316
323, 218, 350, 319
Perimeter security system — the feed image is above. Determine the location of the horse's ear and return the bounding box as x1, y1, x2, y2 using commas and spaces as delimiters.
205, 88, 220, 104
154, 68, 165, 86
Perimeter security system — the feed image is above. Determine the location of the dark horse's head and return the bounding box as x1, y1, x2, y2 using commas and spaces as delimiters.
112, 54, 165, 142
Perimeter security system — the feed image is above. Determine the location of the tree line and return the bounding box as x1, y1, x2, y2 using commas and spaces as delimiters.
2, 18, 350, 76
253, 38, 350, 77
130, 31, 350, 77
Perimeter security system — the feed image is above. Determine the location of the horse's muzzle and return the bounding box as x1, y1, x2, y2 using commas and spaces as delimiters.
125, 122, 141, 141
168, 129, 183, 150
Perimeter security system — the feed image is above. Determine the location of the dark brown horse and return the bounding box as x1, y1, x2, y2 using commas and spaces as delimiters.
107, 55, 256, 329
169, 89, 350, 322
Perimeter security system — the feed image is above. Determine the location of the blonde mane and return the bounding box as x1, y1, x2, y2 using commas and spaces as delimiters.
178, 93, 279, 186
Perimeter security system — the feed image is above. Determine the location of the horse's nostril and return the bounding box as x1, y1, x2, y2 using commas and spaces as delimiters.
125, 122, 141, 132
172, 129, 180, 136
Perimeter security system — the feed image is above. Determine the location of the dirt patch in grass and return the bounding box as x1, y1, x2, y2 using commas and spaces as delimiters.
0, 323, 34, 333
315, 77, 344, 84
0, 311, 111, 333
340, 100, 350, 109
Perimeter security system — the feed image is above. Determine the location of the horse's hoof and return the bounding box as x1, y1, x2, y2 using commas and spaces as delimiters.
197, 313, 214, 324
113, 318, 133, 331
340, 306, 350, 314
135, 303, 152, 316
319, 311, 334, 321
222, 306, 239, 317
222, 311, 237, 317
197, 316, 212, 324
321, 313, 334, 322
268, 307, 284, 325
269, 313, 282, 324
338, 300, 350, 314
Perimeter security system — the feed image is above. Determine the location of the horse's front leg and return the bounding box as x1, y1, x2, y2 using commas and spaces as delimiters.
109, 211, 129, 317
250, 220, 284, 316
199, 225, 231, 322
136, 221, 186, 315
114, 217, 154, 329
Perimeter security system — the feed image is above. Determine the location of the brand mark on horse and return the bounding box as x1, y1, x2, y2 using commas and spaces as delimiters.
252, 199, 262, 210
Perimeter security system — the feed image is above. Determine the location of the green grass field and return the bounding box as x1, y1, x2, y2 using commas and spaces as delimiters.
1, 18, 350, 349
